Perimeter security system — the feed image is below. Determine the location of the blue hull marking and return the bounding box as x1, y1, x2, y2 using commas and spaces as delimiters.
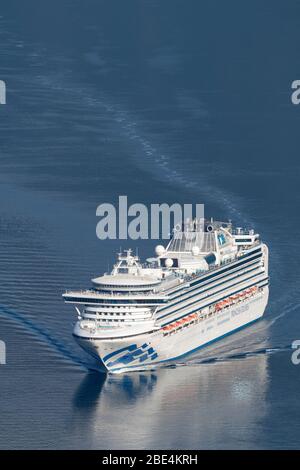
103, 343, 137, 363
105, 343, 158, 368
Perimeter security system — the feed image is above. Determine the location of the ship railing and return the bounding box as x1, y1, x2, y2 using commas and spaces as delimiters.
64, 289, 167, 298
180, 243, 261, 283
231, 229, 257, 236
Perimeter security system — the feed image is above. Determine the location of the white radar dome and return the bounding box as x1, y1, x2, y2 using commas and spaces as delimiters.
155, 245, 165, 256
165, 258, 174, 268
192, 246, 200, 256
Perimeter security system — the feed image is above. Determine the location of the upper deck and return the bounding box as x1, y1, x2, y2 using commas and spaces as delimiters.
63, 220, 262, 307
62, 218, 262, 305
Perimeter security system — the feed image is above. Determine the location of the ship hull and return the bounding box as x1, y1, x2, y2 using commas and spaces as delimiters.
74, 286, 269, 373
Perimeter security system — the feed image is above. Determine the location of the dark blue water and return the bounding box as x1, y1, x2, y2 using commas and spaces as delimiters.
0, 0, 300, 449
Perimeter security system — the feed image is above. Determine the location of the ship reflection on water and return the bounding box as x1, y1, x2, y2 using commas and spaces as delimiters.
72, 354, 269, 449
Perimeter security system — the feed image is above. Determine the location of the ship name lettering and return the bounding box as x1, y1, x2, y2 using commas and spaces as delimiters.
232, 304, 249, 317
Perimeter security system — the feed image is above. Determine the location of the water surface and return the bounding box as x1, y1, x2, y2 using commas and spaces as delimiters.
0, 0, 300, 449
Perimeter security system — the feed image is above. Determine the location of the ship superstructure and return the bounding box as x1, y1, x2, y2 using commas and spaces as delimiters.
63, 219, 269, 373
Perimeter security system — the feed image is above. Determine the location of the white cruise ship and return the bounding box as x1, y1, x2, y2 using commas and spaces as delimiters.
63, 219, 269, 373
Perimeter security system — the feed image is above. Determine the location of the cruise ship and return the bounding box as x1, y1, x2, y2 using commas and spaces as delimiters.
63, 219, 269, 373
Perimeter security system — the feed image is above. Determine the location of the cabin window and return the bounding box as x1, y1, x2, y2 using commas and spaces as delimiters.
118, 267, 129, 273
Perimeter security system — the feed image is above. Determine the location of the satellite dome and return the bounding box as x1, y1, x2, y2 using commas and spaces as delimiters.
165, 258, 174, 268
155, 245, 165, 256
